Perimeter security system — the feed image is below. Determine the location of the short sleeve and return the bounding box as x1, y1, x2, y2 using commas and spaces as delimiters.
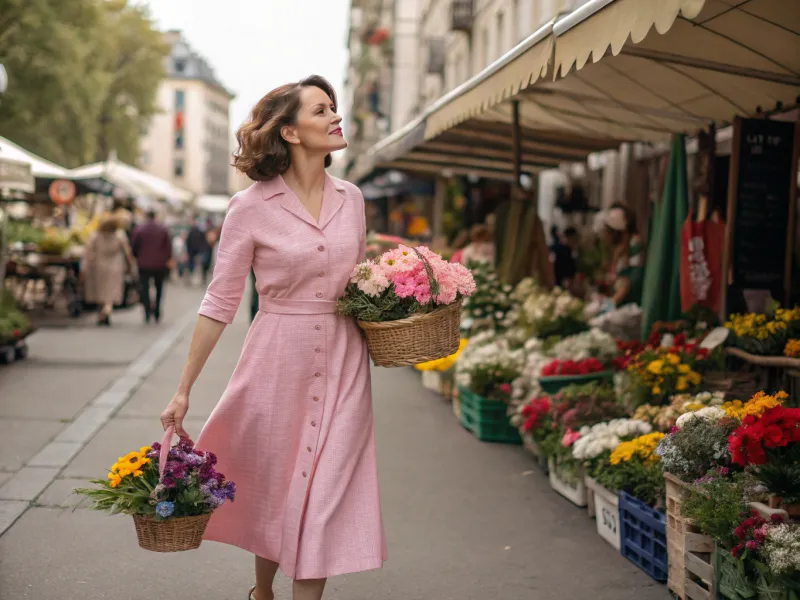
198, 194, 254, 324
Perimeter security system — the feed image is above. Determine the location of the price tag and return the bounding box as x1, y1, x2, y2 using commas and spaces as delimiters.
700, 327, 729, 350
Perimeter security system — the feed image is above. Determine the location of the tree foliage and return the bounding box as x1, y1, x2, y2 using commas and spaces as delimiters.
0, 0, 167, 168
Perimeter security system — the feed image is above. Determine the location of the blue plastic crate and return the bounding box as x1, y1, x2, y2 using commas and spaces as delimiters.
619, 492, 667, 582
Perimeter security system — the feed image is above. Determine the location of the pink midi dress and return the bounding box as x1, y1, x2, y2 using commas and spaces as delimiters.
195, 174, 387, 580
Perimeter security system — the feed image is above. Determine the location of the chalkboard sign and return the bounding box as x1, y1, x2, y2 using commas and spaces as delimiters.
730, 118, 798, 292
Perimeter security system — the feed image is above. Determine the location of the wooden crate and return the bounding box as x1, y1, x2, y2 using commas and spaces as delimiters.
680, 523, 715, 600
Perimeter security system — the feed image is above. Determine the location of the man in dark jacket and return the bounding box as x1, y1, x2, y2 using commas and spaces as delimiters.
131, 210, 172, 323
186, 221, 211, 285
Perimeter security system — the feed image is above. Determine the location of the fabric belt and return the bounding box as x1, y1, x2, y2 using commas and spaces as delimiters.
258, 296, 337, 315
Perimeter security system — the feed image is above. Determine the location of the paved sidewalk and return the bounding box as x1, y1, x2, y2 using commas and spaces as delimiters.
0, 296, 669, 600
0, 284, 205, 535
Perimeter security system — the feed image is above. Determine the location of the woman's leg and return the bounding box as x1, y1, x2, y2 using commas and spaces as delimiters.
293, 578, 326, 600
253, 556, 279, 600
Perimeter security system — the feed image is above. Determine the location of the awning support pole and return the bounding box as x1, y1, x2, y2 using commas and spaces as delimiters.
512, 99, 521, 186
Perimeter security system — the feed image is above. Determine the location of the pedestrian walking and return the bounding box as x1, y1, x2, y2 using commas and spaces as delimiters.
131, 209, 172, 324
81, 214, 136, 326
186, 220, 211, 285
171, 230, 189, 281
160, 75, 384, 600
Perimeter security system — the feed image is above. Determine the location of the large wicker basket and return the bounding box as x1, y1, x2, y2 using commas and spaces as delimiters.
357, 299, 462, 367
133, 513, 211, 552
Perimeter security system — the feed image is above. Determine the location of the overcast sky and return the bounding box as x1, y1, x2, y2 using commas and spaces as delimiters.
143, 0, 352, 131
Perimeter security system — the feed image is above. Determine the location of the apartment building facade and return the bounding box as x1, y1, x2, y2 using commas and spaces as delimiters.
344, 0, 585, 174
139, 30, 236, 197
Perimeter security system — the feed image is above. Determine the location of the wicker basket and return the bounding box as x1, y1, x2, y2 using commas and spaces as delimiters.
133, 513, 211, 552
357, 299, 462, 367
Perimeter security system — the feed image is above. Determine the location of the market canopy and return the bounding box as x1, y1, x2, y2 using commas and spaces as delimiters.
69, 160, 194, 208
349, 0, 800, 183
548, 0, 800, 137
0, 136, 69, 179
195, 194, 230, 214
353, 22, 624, 182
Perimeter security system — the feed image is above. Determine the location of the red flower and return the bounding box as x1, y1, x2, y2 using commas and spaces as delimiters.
498, 383, 512, 396
770, 514, 785, 524
12, 329, 21, 338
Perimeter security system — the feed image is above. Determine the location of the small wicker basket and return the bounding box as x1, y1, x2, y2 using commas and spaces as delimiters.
133, 513, 211, 552
357, 299, 462, 367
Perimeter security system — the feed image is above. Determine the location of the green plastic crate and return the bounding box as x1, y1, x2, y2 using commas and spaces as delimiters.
458, 387, 521, 444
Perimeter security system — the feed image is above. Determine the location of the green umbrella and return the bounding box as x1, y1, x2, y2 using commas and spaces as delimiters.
640, 134, 689, 339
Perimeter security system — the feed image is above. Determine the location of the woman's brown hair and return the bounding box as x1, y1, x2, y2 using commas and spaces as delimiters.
233, 75, 336, 181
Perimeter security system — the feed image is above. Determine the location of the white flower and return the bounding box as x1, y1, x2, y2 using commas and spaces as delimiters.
572, 419, 651, 461
675, 406, 726, 429
548, 328, 619, 362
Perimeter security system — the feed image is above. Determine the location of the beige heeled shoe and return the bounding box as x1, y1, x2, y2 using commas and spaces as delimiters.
248, 586, 256, 600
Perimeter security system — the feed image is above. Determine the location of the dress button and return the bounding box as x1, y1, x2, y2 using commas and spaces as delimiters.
307, 446, 312, 452
302, 471, 307, 478
314, 372, 321, 377
318, 271, 325, 277
315, 347, 321, 353
313, 396, 320, 402
315, 325, 321, 331
317, 245, 325, 251
311, 421, 317, 427
316, 292, 323, 298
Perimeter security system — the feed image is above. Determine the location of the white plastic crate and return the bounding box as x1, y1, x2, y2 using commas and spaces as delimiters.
585, 477, 621, 550
548, 459, 587, 507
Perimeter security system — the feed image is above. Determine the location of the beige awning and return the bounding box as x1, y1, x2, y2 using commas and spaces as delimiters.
424, 24, 554, 138
549, 0, 800, 138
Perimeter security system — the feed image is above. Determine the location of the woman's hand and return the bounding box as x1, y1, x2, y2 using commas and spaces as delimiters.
161, 391, 190, 438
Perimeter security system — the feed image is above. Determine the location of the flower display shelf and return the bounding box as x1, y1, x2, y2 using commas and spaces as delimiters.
619, 492, 668, 583
538, 371, 613, 395
457, 387, 520, 445
547, 459, 587, 507
664, 473, 715, 600
585, 477, 621, 551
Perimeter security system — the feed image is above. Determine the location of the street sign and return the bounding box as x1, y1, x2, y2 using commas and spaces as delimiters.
49, 179, 76, 205
0, 157, 34, 193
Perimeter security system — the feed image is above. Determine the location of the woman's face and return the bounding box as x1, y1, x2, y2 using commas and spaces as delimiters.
286, 85, 346, 155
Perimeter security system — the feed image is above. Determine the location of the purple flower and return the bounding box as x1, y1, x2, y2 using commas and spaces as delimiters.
161, 475, 176, 489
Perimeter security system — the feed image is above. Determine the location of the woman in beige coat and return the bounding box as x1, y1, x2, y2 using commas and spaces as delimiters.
81, 215, 135, 326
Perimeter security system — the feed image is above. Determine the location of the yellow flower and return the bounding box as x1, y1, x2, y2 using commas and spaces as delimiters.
682, 402, 703, 413
609, 442, 636, 465
785, 339, 800, 358
676, 377, 688, 391
139, 446, 152, 454
678, 364, 691, 374
688, 371, 701, 386
107, 472, 122, 488
120, 451, 149, 471
132, 469, 143, 477
652, 385, 661, 395
647, 360, 664, 375
666, 353, 680, 365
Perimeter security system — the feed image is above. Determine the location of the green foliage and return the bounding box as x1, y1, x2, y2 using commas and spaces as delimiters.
682, 470, 755, 549
594, 458, 665, 509
0, 0, 167, 167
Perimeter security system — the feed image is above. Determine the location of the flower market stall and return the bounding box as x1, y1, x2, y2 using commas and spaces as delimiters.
405, 259, 800, 599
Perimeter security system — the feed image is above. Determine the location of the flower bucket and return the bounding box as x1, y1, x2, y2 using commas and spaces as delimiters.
358, 299, 462, 367
766, 496, 800, 519
538, 371, 613, 394
133, 512, 211, 552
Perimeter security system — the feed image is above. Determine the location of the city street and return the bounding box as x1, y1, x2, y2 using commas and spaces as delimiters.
0, 283, 668, 600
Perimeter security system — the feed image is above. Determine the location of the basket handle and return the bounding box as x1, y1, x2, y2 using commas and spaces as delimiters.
412, 247, 440, 298
157, 425, 194, 481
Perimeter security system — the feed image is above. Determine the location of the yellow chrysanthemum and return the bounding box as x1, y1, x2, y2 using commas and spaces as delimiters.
647, 360, 664, 375
785, 339, 800, 358
665, 353, 680, 365
676, 377, 688, 391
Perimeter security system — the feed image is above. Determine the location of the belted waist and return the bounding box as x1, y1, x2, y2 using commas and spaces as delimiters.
258, 296, 338, 315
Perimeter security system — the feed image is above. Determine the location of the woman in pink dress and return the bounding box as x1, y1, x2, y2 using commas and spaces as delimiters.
160, 75, 386, 600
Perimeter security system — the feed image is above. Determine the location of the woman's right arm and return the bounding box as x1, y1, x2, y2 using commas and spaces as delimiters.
161, 193, 254, 437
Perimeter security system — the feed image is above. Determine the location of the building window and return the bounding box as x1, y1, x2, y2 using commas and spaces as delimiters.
140, 151, 150, 166
174, 59, 186, 74
496, 10, 505, 58
175, 90, 185, 109
175, 131, 184, 150
174, 159, 184, 178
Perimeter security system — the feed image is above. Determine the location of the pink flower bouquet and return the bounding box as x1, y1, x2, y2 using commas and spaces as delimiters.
338, 245, 475, 367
